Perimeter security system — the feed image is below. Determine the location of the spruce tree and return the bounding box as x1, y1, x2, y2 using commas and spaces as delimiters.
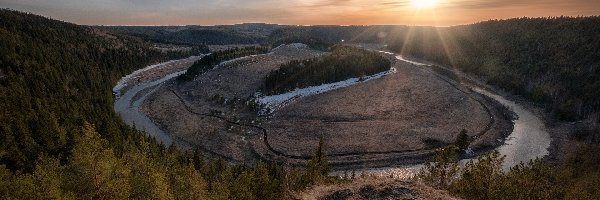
417, 145, 460, 189
304, 138, 330, 186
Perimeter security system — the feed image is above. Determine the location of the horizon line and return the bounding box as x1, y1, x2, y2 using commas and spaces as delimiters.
4, 8, 599, 28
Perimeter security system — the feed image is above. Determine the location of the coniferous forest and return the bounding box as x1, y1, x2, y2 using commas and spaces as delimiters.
263, 45, 391, 95
0, 10, 333, 199
178, 46, 270, 82
1, 8, 600, 199
388, 17, 600, 121
0, 9, 172, 172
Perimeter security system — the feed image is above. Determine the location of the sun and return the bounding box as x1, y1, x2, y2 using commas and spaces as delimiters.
410, 0, 439, 9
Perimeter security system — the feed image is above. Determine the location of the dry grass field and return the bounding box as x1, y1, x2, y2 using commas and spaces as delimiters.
142, 45, 513, 168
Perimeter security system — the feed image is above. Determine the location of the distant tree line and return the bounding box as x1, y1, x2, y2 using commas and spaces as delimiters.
262, 45, 391, 95
266, 25, 404, 50
102, 24, 406, 51
177, 46, 270, 81
100, 26, 264, 45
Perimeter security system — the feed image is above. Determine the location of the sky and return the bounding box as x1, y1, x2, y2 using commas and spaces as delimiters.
1, 0, 599, 26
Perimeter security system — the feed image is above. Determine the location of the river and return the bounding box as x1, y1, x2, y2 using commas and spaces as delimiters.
113, 56, 202, 149
114, 52, 551, 179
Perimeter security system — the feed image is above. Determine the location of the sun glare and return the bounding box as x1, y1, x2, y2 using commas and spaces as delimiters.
411, 0, 439, 9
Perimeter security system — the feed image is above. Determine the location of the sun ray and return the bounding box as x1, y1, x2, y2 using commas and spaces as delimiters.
411, 0, 439, 9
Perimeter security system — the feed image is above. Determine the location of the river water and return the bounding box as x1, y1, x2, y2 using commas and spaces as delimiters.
113, 56, 203, 148
114, 71, 186, 147
114, 52, 552, 179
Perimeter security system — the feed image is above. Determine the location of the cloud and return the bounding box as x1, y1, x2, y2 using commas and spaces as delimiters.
0, 0, 598, 25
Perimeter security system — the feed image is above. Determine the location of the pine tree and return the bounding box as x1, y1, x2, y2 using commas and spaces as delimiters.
123, 140, 172, 200
417, 145, 460, 189
0, 164, 10, 198
31, 156, 73, 199
65, 122, 131, 199
304, 138, 330, 186
450, 150, 506, 199
504, 159, 560, 199
455, 129, 470, 150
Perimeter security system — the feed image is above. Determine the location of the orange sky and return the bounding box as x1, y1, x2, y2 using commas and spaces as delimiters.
1, 0, 599, 26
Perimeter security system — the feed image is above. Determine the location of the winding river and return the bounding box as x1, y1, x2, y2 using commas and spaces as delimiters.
114, 52, 551, 178
113, 56, 202, 149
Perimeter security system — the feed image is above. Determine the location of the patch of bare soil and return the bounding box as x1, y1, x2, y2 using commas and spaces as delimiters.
296, 177, 458, 200
142, 45, 512, 168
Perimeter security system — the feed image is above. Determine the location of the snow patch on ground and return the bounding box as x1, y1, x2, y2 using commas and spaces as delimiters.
271, 43, 309, 52
214, 43, 309, 69
214, 54, 261, 68
256, 67, 397, 115
112, 55, 202, 96
255, 51, 430, 115
378, 51, 430, 66
396, 55, 429, 66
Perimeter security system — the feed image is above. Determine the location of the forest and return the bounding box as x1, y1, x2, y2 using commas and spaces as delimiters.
417, 145, 600, 199
1, 8, 600, 199
177, 46, 270, 82
100, 26, 265, 45
387, 17, 600, 121
263, 45, 391, 95
104, 24, 398, 51
0, 10, 333, 199
0, 9, 178, 172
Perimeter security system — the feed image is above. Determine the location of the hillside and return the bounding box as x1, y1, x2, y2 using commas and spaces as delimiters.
0, 9, 182, 171
263, 45, 391, 95
0, 10, 351, 199
100, 25, 272, 45
389, 17, 600, 121
1, 9, 600, 199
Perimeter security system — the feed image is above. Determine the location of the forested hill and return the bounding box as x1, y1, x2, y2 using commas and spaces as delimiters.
101, 25, 269, 45
0, 9, 181, 171
103, 18, 600, 121
0, 10, 333, 199
263, 45, 391, 95
390, 17, 600, 121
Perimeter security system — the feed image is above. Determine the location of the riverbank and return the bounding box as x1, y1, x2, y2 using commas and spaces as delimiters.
113, 56, 204, 149
113, 42, 563, 178
135, 44, 513, 170
387, 51, 570, 167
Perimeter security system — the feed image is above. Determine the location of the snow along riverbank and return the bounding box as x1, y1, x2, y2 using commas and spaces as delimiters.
112, 56, 203, 98
255, 67, 397, 115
